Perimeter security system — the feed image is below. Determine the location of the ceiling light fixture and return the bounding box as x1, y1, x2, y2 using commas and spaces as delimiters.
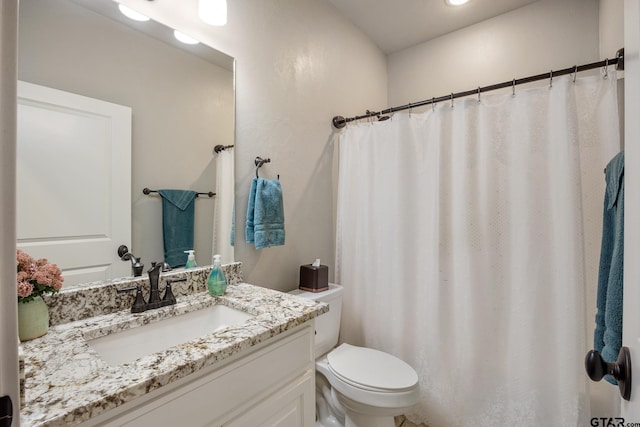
446, 0, 470, 6
199, 0, 228, 26
173, 30, 200, 45
118, 4, 150, 21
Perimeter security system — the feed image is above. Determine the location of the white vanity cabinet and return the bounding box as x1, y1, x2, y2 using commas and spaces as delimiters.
82, 323, 315, 427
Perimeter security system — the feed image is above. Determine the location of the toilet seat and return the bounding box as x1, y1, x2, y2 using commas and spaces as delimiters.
327, 343, 418, 392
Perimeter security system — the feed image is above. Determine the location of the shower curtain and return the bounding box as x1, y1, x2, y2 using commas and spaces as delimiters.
213, 147, 234, 264
336, 73, 620, 426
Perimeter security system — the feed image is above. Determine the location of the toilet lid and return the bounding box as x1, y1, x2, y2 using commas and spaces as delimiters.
327, 343, 418, 392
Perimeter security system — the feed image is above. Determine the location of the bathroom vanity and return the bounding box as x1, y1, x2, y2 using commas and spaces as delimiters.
19, 264, 327, 426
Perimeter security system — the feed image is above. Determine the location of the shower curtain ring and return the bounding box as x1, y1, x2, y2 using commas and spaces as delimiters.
450, 93, 454, 109
408, 102, 413, 117
432, 97, 435, 112
477, 87, 481, 103
549, 70, 553, 88
603, 58, 609, 79
512, 78, 516, 96
573, 65, 578, 83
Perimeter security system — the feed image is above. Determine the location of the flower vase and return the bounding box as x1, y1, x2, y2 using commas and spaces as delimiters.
18, 296, 49, 341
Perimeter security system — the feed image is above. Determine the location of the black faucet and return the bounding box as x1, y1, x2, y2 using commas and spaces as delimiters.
146, 262, 164, 310
117, 245, 144, 277
116, 262, 186, 313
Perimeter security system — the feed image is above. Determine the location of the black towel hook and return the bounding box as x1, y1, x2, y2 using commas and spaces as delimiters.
255, 156, 280, 180
585, 346, 632, 400
255, 156, 271, 178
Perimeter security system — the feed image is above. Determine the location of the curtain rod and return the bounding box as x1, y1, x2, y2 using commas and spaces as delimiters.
332, 48, 625, 129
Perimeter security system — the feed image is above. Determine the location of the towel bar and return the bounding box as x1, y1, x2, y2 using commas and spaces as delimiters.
585, 346, 632, 400
142, 188, 215, 198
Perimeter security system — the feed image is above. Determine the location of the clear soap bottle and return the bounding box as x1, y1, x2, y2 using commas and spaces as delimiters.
184, 250, 197, 269
207, 254, 227, 296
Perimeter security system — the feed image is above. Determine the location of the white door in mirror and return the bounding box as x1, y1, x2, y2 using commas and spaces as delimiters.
16, 81, 132, 286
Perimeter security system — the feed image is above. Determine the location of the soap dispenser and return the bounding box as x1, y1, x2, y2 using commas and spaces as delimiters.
184, 250, 197, 269
207, 254, 227, 296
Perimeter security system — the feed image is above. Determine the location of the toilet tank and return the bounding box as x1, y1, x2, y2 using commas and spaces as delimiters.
289, 283, 343, 358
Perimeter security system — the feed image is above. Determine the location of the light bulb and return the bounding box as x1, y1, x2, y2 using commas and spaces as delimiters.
446, 0, 470, 5
173, 30, 199, 45
118, 4, 150, 22
199, 0, 228, 26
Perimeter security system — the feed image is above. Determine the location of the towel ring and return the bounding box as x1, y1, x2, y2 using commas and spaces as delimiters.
255, 157, 270, 178
255, 156, 279, 180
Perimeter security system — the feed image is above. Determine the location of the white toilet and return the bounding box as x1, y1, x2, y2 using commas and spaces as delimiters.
290, 284, 420, 427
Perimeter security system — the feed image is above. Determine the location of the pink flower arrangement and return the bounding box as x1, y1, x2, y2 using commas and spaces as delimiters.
16, 249, 63, 303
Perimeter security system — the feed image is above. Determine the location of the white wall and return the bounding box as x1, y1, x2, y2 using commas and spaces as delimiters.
387, 0, 622, 418
18, 0, 234, 269
388, 0, 600, 106
600, 0, 624, 59
117, 0, 388, 290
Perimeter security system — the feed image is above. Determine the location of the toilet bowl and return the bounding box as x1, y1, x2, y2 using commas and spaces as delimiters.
290, 284, 419, 427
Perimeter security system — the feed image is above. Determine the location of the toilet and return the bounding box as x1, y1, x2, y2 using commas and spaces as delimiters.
290, 284, 420, 427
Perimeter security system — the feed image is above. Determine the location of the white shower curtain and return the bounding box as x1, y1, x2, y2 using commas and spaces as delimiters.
213, 147, 235, 264
336, 73, 620, 426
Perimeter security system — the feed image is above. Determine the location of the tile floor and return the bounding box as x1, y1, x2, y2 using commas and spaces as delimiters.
395, 415, 429, 427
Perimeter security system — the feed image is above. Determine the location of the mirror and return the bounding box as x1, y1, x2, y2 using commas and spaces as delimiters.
17, 0, 235, 287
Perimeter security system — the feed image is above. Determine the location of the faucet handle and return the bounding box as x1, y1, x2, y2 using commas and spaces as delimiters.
117, 285, 146, 313
162, 279, 185, 306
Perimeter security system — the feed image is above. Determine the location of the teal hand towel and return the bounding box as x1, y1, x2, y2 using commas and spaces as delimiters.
157, 189, 198, 268
253, 178, 285, 249
594, 151, 624, 384
245, 178, 258, 244
230, 202, 235, 247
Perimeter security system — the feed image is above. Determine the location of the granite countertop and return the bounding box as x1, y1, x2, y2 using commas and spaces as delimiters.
20, 282, 328, 427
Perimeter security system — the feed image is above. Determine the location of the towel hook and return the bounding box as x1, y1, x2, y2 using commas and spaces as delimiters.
585, 347, 632, 400
255, 156, 271, 178
255, 156, 279, 180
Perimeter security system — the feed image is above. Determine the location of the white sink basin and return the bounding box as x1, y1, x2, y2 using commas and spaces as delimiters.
87, 305, 255, 366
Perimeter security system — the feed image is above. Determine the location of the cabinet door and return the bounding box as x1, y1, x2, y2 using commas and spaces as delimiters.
224, 372, 315, 427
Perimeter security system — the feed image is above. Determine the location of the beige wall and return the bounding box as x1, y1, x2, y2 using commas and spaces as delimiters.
18, 0, 234, 268
599, 0, 624, 59
118, 0, 388, 291
387, 0, 600, 106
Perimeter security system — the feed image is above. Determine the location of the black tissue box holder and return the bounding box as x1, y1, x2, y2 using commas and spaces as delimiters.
299, 264, 328, 292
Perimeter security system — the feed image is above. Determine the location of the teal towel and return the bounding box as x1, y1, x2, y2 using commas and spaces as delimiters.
245, 178, 258, 244
594, 151, 624, 384
245, 177, 284, 249
230, 202, 235, 247
254, 178, 285, 249
157, 189, 198, 268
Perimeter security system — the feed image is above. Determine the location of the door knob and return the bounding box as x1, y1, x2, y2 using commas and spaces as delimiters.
585, 346, 632, 401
